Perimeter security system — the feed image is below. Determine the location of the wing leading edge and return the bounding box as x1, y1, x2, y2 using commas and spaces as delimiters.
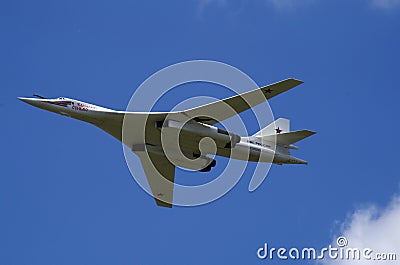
178, 78, 303, 125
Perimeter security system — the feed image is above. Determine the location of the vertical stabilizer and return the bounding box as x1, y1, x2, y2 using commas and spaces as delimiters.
251, 118, 315, 156
252, 118, 290, 137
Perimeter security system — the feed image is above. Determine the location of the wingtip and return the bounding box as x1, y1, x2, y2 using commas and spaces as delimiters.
289, 78, 304, 84
156, 199, 173, 208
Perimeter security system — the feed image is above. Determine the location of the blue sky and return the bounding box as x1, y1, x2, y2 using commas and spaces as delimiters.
1, 0, 400, 264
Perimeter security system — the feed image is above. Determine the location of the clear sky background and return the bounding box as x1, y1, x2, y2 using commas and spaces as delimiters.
1, 1, 400, 264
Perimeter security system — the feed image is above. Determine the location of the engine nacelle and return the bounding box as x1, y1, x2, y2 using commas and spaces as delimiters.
160, 119, 241, 149
132, 144, 216, 171
170, 155, 216, 171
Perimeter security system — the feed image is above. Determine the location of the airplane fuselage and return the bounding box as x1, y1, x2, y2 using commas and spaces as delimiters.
18, 97, 307, 166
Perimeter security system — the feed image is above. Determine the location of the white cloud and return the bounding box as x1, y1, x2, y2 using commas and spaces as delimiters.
370, 0, 400, 9
322, 195, 400, 264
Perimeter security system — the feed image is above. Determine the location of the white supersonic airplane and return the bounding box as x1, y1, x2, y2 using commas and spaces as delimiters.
19, 78, 315, 207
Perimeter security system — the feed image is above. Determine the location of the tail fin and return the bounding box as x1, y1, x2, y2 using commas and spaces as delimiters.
252, 118, 290, 138
252, 118, 316, 155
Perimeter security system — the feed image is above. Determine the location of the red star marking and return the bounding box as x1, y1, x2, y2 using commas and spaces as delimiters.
275, 127, 282, 134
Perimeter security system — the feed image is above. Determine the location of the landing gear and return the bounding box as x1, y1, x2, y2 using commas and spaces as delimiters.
199, 159, 216, 172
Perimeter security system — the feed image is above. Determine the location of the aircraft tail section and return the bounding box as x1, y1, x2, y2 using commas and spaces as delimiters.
252, 118, 290, 137
252, 118, 315, 155
272, 130, 316, 145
